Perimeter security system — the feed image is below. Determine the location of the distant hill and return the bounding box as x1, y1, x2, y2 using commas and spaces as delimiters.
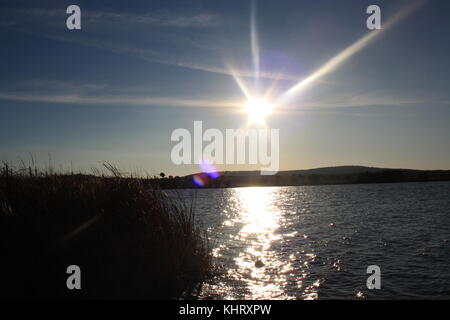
160, 165, 450, 189
217, 166, 387, 177
278, 165, 388, 175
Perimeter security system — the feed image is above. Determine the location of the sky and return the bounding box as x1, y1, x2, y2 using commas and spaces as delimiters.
0, 0, 449, 176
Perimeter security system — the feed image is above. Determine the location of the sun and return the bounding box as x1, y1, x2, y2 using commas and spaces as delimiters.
244, 98, 273, 125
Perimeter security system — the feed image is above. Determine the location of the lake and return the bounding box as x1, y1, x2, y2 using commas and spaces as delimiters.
171, 181, 450, 299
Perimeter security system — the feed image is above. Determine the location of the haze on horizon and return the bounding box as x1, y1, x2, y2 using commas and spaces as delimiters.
1, 0, 449, 177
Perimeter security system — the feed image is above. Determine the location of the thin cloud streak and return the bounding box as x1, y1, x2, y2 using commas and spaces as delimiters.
0, 92, 242, 110
2, 89, 440, 113
280, 98, 436, 111
2, 24, 303, 83
3, 8, 221, 28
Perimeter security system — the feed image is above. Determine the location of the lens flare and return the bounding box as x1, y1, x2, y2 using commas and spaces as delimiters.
199, 159, 221, 179
193, 159, 221, 187
193, 173, 209, 187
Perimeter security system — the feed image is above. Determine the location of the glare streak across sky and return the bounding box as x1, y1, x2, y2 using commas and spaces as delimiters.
277, 0, 427, 105
250, 0, 260, 94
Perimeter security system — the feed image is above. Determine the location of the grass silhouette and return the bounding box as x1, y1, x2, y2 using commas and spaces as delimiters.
0, 163, 215, 299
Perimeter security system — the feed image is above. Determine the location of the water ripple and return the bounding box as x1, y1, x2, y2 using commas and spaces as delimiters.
174, 182, 450, 299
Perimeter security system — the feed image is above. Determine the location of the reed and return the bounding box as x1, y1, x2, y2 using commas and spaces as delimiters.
0, 163, 215, 299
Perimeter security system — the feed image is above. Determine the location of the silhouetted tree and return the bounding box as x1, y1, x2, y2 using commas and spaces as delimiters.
160, 172, 166, 179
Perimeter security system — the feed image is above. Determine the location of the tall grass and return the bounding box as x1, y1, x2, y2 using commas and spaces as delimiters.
0, 164, 215, 299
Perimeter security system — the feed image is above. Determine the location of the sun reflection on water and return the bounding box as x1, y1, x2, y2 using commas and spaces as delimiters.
201, 187, 322, 300
216, 187, 299, 299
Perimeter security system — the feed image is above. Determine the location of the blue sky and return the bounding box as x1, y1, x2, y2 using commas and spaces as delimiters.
0, 0, 449, 176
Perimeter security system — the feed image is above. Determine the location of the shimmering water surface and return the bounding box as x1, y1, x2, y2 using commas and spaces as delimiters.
171, 182, 450, 299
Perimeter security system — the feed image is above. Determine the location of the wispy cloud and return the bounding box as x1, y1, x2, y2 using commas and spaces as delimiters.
279, 91, 448, 113
0, 7, 304, 83
9, 26, 303, 83
17, 80, 108, 91
2, 7, 221, 28
0, 91, 242, 110
2, 83, 444, 113
84, 10, 221, 28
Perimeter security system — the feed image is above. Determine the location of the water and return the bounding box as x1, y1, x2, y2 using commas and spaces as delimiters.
172, 181, 450, 299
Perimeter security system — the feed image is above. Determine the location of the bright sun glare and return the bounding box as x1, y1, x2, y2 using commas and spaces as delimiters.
244, 98, 273, 125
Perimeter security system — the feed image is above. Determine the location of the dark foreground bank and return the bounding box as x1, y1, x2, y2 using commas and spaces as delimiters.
0, 165, 215, 299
